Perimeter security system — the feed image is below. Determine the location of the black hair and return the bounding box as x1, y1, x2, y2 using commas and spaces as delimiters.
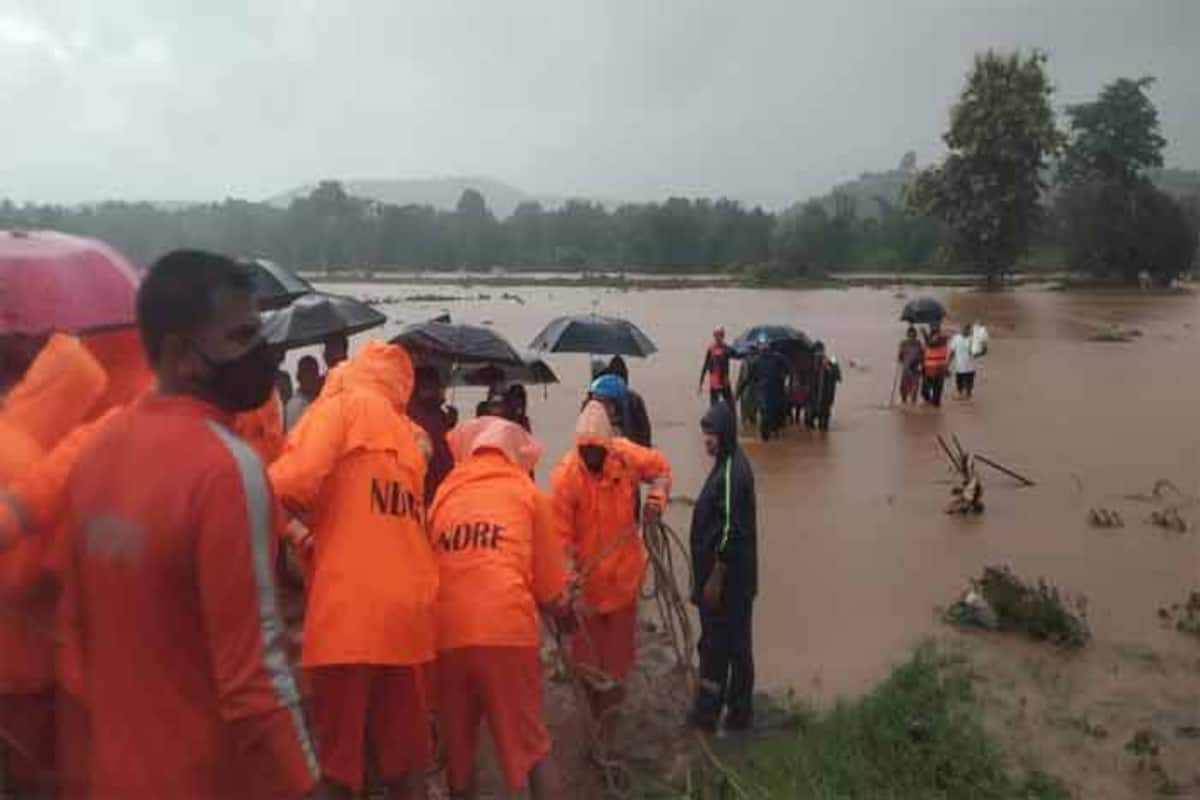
136, 250, 253, 365
415, 365, 442, 386
607, 355, 628, 381
297, 355, 320, 371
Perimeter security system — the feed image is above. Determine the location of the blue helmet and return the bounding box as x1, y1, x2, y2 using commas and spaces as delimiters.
589, 373, 628, 402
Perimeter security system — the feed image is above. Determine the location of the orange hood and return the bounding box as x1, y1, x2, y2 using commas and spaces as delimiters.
319, 340, 413, 413
273, 339, 425, 511
447, 416, 542, 474
2, 333, 108, 450
575, 400, 613, 448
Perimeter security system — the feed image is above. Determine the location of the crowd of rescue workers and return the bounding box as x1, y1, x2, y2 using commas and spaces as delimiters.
0, 249, 985, 799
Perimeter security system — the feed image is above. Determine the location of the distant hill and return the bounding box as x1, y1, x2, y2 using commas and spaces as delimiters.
786, 151, 918, 220
267, 176, 563, 218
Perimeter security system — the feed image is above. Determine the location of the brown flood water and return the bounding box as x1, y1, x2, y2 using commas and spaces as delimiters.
326, 281, 1200, 703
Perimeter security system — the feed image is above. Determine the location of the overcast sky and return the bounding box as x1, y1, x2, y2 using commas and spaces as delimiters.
1, 0, 1196, 209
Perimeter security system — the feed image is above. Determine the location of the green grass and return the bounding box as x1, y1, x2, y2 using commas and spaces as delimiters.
661, 644, 1069, 799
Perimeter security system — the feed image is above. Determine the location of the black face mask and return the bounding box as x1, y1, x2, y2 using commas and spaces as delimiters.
195, 339, 281, 412
579, 444, 607, 475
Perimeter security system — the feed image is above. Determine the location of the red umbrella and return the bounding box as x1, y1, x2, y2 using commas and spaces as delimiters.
0, 230, 141, 335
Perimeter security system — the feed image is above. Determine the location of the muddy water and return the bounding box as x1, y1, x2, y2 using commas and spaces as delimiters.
324, 281, 1200, 702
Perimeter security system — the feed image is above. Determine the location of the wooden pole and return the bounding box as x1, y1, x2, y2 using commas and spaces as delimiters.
936, 435, 965, 476
975, 454, 1036, 487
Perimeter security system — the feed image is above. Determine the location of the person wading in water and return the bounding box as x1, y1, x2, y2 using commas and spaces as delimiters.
698, 326, 735, 409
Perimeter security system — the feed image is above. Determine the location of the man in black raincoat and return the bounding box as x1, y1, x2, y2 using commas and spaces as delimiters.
688, 401, 758, 732
736, 340, 790, 441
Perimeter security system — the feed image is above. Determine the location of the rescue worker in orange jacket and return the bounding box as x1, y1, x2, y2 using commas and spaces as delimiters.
0, 401, 132, 799
0, 332, 109, 795
921, 324, 951, 408
55, 251, 320, 798
270, 339, 437, 800
549, 401, 671, 748
428, 416, 569, 799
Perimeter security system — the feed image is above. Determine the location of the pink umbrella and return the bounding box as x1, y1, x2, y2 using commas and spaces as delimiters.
0, 230, 141, 335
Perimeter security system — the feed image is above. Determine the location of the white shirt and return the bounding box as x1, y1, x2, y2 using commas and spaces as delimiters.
284, 393, 313, 431
949, 334, 976, 375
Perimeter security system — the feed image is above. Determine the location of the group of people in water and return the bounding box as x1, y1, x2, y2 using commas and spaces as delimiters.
699, 326, 842, 441
0, 249, 759, 799
897, 322, 985, 407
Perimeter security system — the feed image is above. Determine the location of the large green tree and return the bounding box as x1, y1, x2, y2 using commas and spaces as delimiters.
908, 50, 1060, 284
1055, 76, 1196, 284
1058, 77, 1165, 187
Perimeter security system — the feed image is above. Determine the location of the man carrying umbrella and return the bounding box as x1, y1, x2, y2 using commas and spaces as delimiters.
602, 356, 652, 448
736, 337, 792, 441
922, 323, 951, 408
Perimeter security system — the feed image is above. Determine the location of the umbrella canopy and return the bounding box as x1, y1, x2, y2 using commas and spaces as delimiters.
731, 324, 813, 356
391, 321, 523, 365
900, 297, 946, 325
528, 314, 657, 357
450, 351, 558, 387
0, 229, 140, 335
261, 291, 386, 349
243, 258, 314, 310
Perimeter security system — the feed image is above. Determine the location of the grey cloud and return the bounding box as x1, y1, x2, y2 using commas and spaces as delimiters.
0, 0, 1196, 208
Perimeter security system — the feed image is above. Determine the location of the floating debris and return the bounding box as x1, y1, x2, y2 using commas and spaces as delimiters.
1088, 508, 1125, 528
1148, 506, 1189, 534
1087, 324, 1142, 343
937, 435, 984, 514
1157, 591, 1200, 638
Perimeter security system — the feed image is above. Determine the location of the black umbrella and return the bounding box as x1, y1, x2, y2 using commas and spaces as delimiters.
731, 324, 813, 356
900, 297, 946, 325
450, 351, 558, 387
529, 314, 657, 357
391, 321, 524, 365
261, 291, 386, 349
242, 258, 314, 310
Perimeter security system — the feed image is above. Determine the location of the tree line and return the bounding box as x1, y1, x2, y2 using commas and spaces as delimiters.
908, 55, 1199, 286
1, 55, 1197, 285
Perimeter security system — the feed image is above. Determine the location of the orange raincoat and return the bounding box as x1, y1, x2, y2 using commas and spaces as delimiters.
429, 417, 564, 651
270, 341, 437, 667
0, 335, 111, 791
79, 327, 154, 414
0, 334, 109, 694
549, 402, 672, 615
59, 393, 318, 798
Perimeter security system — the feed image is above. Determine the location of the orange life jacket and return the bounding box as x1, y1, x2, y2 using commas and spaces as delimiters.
923, 339, 950, 377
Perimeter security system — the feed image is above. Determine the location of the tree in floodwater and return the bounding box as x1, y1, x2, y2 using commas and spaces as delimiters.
908, 50, 1060, 285
1058, 77, 1166, 188
1055, 77, 1197, 285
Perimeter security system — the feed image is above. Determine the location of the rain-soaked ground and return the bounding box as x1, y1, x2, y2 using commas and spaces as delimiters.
319, 281, 1200, 796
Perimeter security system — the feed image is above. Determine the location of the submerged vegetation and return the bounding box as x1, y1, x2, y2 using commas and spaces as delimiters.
945, 565, 1091, 649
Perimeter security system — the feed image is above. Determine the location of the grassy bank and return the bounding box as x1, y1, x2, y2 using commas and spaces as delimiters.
660, 643, 1067, 799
